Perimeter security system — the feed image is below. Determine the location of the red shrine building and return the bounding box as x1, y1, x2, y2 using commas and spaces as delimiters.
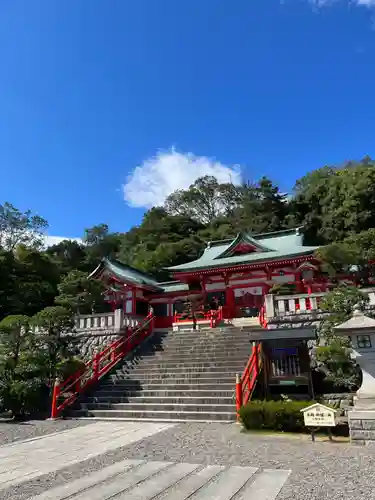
91, 227, 329, 331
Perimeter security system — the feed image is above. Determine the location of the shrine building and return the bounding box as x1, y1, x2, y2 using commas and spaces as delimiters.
90, 227, 328, 331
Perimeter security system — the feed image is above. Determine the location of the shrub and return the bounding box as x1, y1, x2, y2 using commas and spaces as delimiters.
57, 357, 86, 381
314, 343, 362, 392
239, 400, 316, 433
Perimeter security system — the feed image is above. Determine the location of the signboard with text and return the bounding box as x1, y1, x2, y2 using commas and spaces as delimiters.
301, 403, 337, 428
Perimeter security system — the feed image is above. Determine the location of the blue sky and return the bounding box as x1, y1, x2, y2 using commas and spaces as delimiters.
1, 0, 375, 242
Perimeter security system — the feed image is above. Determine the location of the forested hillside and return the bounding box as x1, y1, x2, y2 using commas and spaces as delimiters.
2, 156, 375, 320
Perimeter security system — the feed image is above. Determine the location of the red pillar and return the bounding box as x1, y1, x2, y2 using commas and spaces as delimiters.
225, 287, 235, 318
235, 373, 242, 421
132, 288, 136, 315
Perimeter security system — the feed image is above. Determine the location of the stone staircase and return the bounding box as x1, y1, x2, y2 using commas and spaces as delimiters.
70, 328, 254, 422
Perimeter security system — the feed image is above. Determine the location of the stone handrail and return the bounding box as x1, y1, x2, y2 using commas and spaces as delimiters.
264, 288, 375, 320
75, 310, 145, 333
75, 312, 115, 331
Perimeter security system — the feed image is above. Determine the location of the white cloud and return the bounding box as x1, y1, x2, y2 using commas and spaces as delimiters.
43, 235, 82, 248
309, 0, 375, 6
357, 0, 375, 6
122, 148, 242, 209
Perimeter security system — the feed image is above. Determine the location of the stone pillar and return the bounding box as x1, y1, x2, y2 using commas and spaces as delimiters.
114, 308, 124, 332
348, 354, 375, 445
264, 294, 275, 318
334, 306, 375, 445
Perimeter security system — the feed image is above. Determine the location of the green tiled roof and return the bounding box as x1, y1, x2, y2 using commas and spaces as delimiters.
167, 228, 320, 272
90, 259, 163, 291
160, 282, 189, 293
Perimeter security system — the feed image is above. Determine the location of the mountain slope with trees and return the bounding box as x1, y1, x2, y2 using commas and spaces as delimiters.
1, 155, 375, 417
2, 156, 375, 320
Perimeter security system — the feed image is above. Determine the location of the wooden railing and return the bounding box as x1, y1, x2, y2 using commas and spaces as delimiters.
235, 343, 262, 420
259, 305, 267, 328
50, 313, 155, 419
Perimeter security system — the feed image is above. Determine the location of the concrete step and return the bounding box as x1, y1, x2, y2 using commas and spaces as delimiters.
83, 402, 235, 412
104, 374, 236, 384
86, 396, 233, 405
124, 361, 247, 370
160, 331, 251, 343
74, 416, 235, 423
89, 389, 234, 398
135, 353, 250, 362
94, 382, 235, 392
153, 341, 252, 349
116, 365, 245, 375
71, 409, 237, 421
149, 349, 251, 357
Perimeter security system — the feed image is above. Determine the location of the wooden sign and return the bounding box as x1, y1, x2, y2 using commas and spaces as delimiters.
301, 403, 337, 428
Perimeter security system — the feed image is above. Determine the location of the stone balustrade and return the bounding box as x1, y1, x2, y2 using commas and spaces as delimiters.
75, 310, 144, 335
74, 310, 147, 360
264, 288, 375, 321
75, 312, 115, 332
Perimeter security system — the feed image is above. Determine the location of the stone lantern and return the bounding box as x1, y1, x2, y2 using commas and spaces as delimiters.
334, 305, 375, 445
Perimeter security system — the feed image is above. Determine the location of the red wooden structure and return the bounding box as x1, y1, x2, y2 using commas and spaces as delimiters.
50, 313, 155, 419
235, 343, 262, 420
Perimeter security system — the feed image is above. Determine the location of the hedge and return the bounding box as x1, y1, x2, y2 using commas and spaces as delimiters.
238, 400, 316, 433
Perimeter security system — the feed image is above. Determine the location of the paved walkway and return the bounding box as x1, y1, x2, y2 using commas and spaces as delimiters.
0, 421, 174, 492
3, 420, 375, 499
28, 460, 291, 500
0, 421, 291, 500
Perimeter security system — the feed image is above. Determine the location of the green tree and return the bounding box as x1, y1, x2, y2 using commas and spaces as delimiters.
55, 270, 105, 314
117, 208, 205, 278
290, 158, 375, 244
83, 224, 122, 269
45, 240, 88, 275
316, 229, 375, 285
231, 177, 288, 234
318, 285, 368, 345
13, 246, 60, 316
311, 286, 365, 392
164, 176, 241, 224
315, 342, 361, 392
0, 249, 20, 320
31, 306, 78, 386
0, 202, 48, 251
0, 315, 48, 418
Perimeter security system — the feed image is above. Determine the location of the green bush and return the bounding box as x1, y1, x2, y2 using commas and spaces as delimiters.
57, 357, 86, 381
314, 343, 362, 392
239, 400, 316, 433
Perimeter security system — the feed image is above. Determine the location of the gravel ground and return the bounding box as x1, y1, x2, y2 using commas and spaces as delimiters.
0, 417, 93, 446
2, 421, 375, 499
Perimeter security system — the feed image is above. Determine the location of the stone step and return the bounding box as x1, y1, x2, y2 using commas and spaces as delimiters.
86, 396, 233, 405
94, 382, 235, 392
149, 349, 251, 357
90, 389, 234, 398
71, 409, 236, 421
116, 365, 245, 375
153, 341, 252, 349
136, 353, 250, 362
160, 331, 251, 343
104, 374, 236, 384
124, 361, 247, 370
71, 326, 255, 424
83, 402, 235, 412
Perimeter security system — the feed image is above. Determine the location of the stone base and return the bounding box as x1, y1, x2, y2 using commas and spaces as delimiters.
349, 410, 375, 445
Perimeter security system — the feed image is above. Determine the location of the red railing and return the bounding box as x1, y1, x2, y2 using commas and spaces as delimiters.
259, 305, 267, 328
50, 313, 155, 419
173, 308, 224, 328
235, 343, 262, 420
